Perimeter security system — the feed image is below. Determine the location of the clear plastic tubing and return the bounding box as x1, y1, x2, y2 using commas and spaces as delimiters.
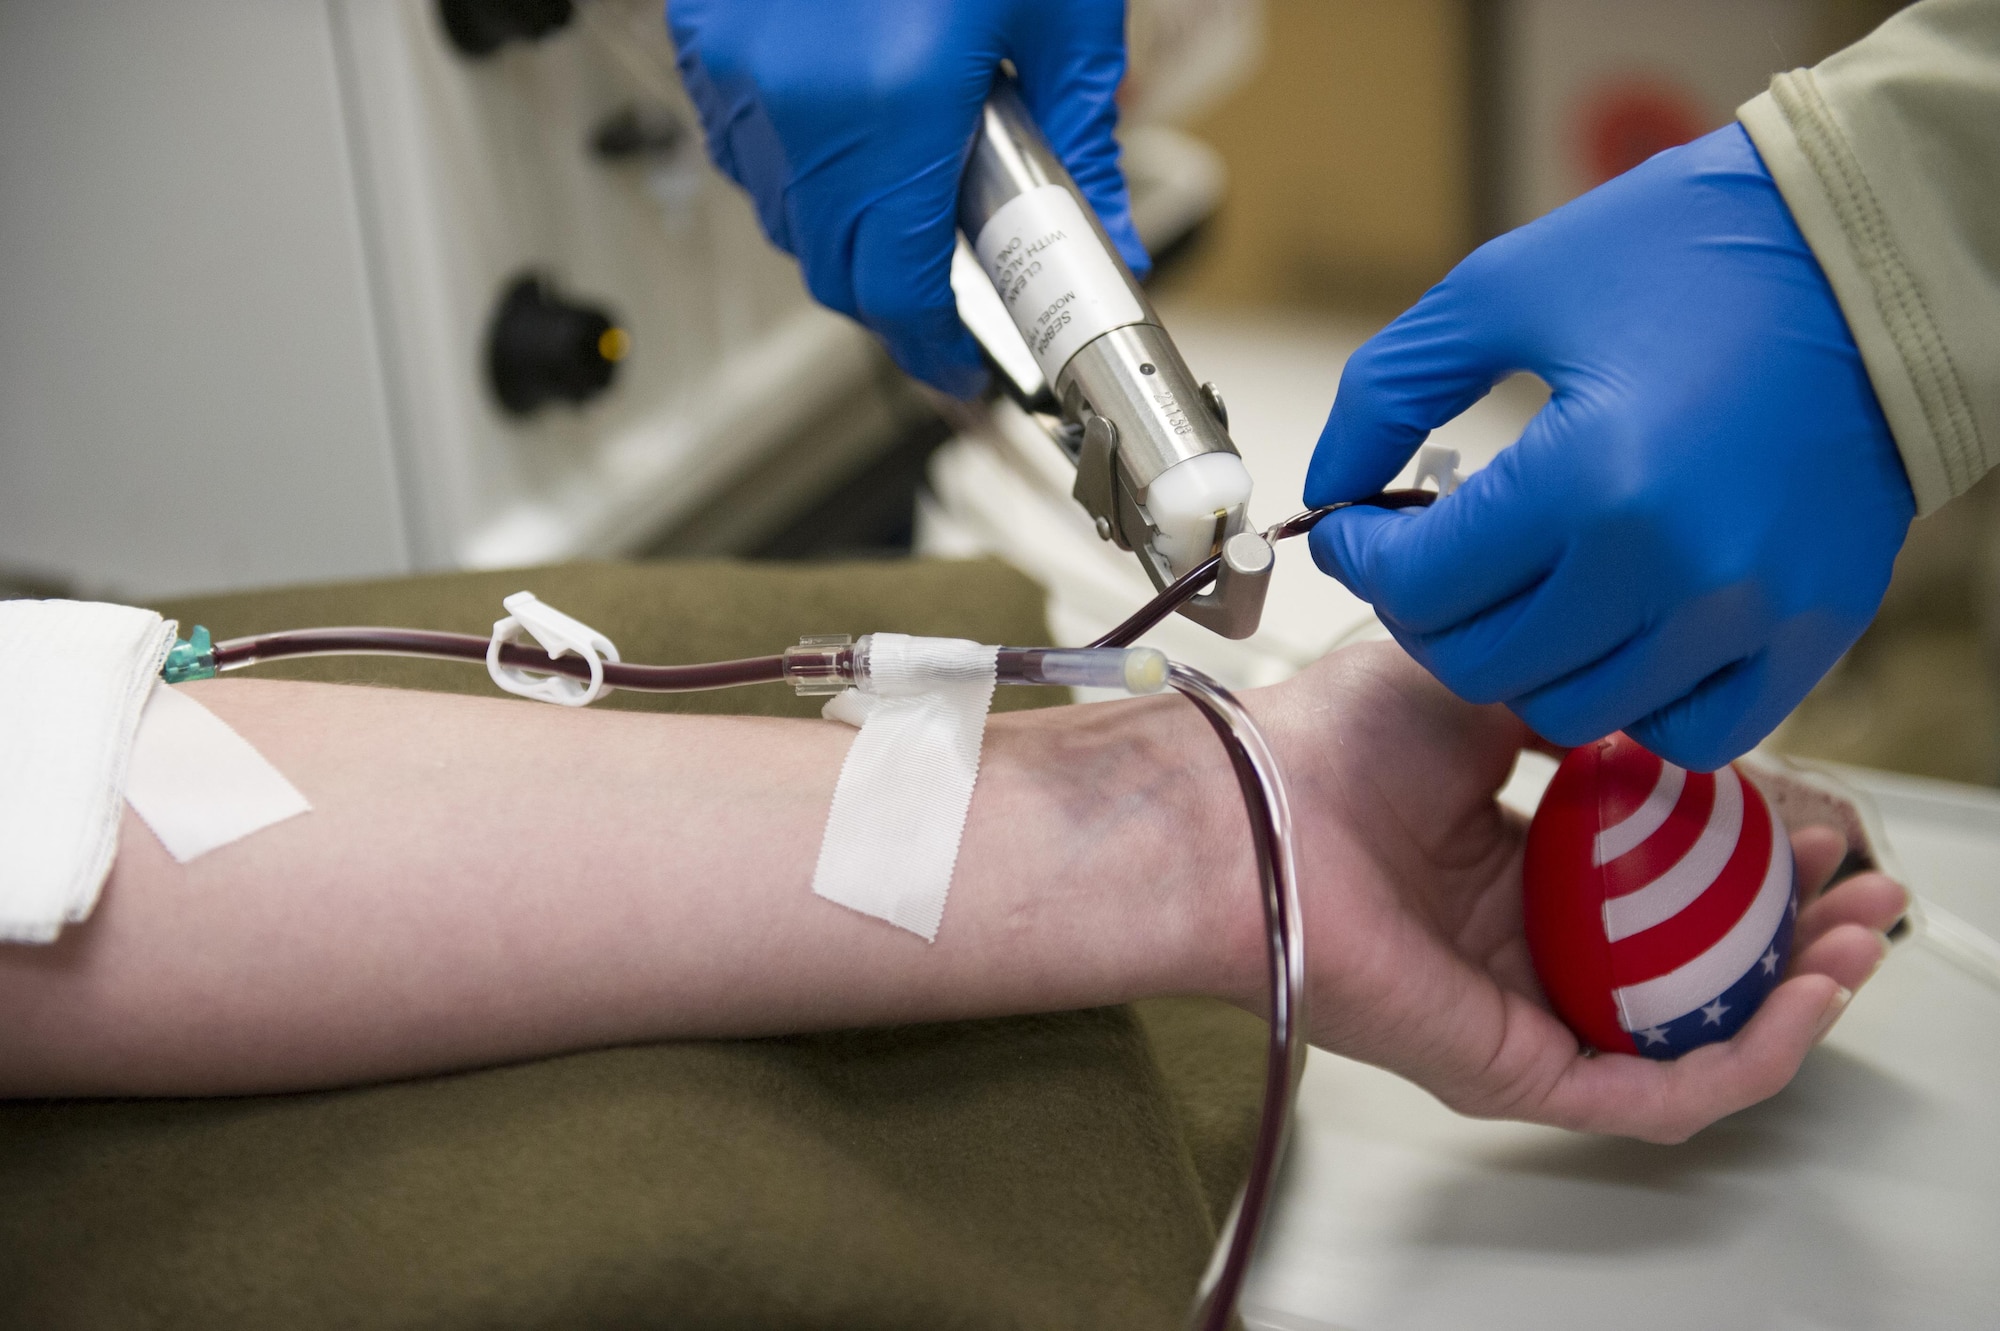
214, 628, 789, 692
211, 492, 1430, 693
1167, 661, 1305, 1331
215, 631, 1169, 700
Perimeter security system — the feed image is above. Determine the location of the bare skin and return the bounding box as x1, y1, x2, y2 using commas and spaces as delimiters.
0, 643, 1902, 1141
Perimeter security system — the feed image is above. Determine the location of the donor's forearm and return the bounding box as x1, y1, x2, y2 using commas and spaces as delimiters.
0, 680, 1249, 1096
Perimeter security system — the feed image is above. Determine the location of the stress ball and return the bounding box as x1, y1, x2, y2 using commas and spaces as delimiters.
1524, 734, 1796, 1058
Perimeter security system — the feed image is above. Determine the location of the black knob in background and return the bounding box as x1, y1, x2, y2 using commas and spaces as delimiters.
437, 0, 574, 57
487, 274, 628, 416
592, 103, 689, 162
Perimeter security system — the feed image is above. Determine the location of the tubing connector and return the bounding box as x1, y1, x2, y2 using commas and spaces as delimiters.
786, 636, 1169, 697
162, 626, 218, 683
783, 634, 856, 696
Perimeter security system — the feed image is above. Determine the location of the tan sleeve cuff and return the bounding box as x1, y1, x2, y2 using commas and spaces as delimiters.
1740, 78, 1980, 516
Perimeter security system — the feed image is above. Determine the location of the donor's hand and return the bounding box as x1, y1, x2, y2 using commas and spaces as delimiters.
1229, 642, 1905, 1142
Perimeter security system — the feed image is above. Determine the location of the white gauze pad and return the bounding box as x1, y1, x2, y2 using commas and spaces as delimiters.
0, 600, 177, 941
125, 682, 311, 863
811, 634, 999, 941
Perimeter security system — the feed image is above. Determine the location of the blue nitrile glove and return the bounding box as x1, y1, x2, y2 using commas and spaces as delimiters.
668, 0, 1147, 398
1305, 123, 1914, 771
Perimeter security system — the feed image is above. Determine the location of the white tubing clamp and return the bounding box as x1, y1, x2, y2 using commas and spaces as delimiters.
1414, 444, 1466, 496
487, 592, 620, 707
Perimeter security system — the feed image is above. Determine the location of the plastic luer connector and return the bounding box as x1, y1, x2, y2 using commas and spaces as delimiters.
161, 626, 218, 684
783, 634, 857, 696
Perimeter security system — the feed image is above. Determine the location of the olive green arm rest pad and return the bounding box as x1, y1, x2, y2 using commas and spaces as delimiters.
0, 559, 1266, 1331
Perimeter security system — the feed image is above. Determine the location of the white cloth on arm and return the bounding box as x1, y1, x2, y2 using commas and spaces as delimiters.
0, 600, 176, 942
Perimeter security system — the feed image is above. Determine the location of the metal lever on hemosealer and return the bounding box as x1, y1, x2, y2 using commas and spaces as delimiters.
953, 77, 1271, 640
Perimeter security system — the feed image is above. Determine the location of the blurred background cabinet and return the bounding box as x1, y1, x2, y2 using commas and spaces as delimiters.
0, 0, 904, 598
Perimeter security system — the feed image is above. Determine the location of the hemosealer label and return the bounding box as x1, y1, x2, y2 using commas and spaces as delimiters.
973, 185, 1146, 382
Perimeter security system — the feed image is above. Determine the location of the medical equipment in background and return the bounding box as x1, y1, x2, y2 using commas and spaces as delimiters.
0, 0, 875, 599
0, 0, 1258, 602
160, 487, 1430, 1331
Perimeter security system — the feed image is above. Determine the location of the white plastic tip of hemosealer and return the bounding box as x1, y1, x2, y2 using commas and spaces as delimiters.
1144, 452, 1254, 575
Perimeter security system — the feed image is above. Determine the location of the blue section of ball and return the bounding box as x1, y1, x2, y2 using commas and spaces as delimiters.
1630, 892, 1797, 1060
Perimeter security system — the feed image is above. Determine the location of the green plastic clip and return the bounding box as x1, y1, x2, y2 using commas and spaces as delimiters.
162, 626, 217, 683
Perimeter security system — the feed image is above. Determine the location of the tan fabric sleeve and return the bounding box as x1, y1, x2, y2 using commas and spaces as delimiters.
1738, 0, 2000, 515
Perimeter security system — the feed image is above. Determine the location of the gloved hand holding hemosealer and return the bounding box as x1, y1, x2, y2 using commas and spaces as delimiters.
670, 0, 1143, 399
671, 0, 1274, 640
1306, 0, 2000, 771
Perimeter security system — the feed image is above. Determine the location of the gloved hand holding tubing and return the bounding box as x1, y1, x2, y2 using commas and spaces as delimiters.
667, 0, 1147, 398
1305, 123, 1916, 771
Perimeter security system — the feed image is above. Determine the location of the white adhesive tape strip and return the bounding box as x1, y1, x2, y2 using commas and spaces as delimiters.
125, 683, 312, 863
811, 634, 999, 942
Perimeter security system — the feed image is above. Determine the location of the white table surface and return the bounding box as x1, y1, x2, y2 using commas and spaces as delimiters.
1244, 759, 2000, 1331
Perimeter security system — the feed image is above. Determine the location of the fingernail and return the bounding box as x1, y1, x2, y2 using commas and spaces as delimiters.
1870, 930, 1894, 978
1814, 986, 1853, 1044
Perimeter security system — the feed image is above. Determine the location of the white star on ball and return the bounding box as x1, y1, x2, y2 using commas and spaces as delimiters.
1638, 1026, 1669, 1047
1760, 947, 1780, 976
1700, 999, 1730, 1026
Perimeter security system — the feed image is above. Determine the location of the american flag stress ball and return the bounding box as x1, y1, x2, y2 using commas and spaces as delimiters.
1524, 734, 1797, 1058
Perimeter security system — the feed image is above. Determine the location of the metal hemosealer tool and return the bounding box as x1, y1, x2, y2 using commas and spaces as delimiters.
954, 76, 1271, 640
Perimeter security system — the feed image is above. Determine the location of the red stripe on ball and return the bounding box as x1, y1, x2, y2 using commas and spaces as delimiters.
1609, 782, 1774, 983
1602, 769, 1714, 896
1524, 739, 1636, 1055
